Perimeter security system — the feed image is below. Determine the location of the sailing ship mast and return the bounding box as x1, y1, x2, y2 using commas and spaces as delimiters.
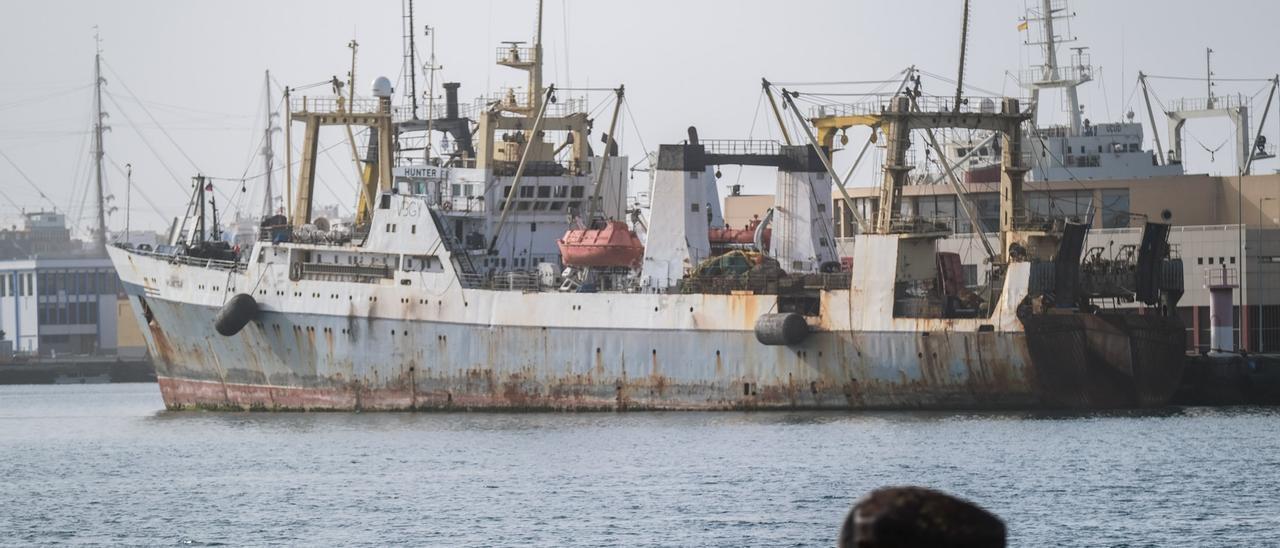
260, 70, 278, 218
91, 32, 109, 254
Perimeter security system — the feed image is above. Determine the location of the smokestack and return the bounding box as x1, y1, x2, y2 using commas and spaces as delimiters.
443, 82, 461, 119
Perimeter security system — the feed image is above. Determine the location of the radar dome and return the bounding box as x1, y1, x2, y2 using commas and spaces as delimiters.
371, 76, 393, 98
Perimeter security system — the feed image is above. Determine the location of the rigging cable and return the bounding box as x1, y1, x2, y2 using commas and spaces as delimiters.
106, 156, 169, 226
0, 148, 59, 210
101, 60, 206, 175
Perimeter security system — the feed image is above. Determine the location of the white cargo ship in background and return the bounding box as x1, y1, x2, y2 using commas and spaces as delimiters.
108, 2, 1188, 411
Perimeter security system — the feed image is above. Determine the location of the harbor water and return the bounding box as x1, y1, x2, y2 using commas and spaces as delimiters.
1, 383, 1277, 547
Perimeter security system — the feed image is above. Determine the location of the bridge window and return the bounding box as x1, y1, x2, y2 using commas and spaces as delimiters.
1101, 189, 1130, 229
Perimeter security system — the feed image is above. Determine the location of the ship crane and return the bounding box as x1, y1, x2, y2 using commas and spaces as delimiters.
797, 82, 1031, 264
1139, 65, 1279, 175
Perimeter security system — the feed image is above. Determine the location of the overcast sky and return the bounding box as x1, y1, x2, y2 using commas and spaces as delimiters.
2, 0, 1278, 235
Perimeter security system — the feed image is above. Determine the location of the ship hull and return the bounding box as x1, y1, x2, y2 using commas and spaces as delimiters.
121, 279, 1184, 412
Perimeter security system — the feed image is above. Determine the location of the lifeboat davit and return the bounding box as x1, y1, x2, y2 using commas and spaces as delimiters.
557, 220, 645, 269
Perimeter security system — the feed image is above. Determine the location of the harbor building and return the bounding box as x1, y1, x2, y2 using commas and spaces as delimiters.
0, 212, 124, 358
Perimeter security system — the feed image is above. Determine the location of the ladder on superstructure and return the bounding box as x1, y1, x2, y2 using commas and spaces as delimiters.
429, 209, 482, 284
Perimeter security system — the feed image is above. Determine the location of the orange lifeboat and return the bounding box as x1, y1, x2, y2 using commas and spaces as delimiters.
557, 220, 645, 269
709, 219, 770, 251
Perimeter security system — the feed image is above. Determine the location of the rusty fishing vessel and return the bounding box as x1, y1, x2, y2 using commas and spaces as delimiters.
109, 3, 1187, 411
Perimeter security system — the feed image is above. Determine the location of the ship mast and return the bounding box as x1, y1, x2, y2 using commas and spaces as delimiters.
91, 32, 109, 254
1021, 0, 1090, 135
530, 0, 544, 115
403, 0, 420, 119
423, 25, 440, 162
260, 70, 278, 218
952, 0, 971, 112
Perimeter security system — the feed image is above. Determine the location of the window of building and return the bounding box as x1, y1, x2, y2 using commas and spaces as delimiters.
519, 186, 535, 198
570, 186, 585, 198
536, 186, 551, 198
530, 222, 537, 232
691, 203, 700, 213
